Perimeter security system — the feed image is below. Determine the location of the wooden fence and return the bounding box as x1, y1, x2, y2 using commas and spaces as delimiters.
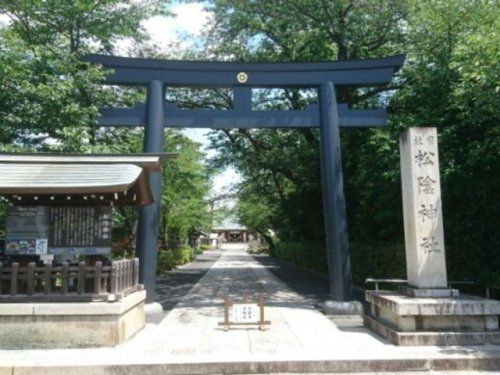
0, 258, 140, 302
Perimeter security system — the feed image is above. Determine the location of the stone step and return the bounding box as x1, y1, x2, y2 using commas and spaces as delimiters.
1, 355, 500, 375
365, 315, 500, 346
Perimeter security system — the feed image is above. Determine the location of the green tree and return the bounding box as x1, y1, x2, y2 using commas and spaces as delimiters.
203, 0, 408, 264
236, 183, 276, 253
0, 0, 166, 53
388, 0, 500, 283
161, 130, 212, 249
0, 1, 211, 260
0, 31, 107, 150
202, 0, 500, 285
0, 0, 167, 151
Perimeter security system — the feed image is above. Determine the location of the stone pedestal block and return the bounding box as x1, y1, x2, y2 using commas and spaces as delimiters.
0, 290, 146, 349
365, 291, 500, 346
400, 285, 460, 298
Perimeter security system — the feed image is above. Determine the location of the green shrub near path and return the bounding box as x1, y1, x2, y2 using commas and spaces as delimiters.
274, 242, 328, 275
273, 241, 406, 288
157, 245, 196, 275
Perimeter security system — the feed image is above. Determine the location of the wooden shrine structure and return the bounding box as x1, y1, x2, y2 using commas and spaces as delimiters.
0, 153, 171, 347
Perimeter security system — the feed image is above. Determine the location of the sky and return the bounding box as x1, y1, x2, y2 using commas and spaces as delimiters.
142, 2, 241, 197
144, 2, 208, 48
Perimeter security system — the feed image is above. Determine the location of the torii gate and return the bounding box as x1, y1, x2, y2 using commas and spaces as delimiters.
85, 54, 404, 304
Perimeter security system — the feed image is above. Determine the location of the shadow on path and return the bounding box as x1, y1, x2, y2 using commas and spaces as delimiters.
156, 246, 364, 314
155, 250, 222, 312
250, 253, 330, 307
251, 253, 366, 306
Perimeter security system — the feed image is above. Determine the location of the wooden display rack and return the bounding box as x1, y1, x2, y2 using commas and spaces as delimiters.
218, 292, 271, 331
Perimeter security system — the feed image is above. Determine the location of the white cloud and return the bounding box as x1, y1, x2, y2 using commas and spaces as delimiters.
213, 166, 241, 195
115, 2, 209, 54
143, 3, 208, 48
0, 13, 11, 27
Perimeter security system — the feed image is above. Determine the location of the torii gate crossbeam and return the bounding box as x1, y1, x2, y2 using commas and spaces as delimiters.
85, 54, 404, 305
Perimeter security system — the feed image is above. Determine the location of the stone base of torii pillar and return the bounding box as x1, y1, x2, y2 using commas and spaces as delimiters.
364, 127, 500, 346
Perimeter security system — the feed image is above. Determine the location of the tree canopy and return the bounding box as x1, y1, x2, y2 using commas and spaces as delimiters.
0, 0, 212, 256
202, 0, 500, 285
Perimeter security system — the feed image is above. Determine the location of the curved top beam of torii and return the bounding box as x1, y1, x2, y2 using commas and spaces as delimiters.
84, 54, 405, 129
85, 54, 404, 87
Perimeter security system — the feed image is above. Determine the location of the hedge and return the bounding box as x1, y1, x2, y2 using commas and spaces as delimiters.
157, 245, 196, 275
273, 241, 407, 287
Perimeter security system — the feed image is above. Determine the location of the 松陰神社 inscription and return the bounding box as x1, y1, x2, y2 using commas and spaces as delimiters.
400, 127, 447, 289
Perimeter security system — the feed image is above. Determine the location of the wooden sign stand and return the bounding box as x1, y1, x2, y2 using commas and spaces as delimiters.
218, 292, 271, 331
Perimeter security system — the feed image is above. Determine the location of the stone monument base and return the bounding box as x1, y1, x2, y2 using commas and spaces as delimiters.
365, 291, 500, 346
0, 290, 146, 349
399, 285, 460, 298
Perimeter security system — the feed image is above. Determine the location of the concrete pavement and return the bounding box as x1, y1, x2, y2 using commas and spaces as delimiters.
0, 243, 499, 374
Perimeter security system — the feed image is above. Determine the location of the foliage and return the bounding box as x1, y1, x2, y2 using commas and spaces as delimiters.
156, 245, 196, 275
390, 0, 500, 285
0, 31, 105, 150
205, 0, 406, 62
236, 184, 276, 251
161, 130, 212, 249
203, 0, 500, 286
0, 0, 168, 53
274, 242, 327, 275
0, 0, 166, 150
350, 242, 406, 286
0, 0, 211, 263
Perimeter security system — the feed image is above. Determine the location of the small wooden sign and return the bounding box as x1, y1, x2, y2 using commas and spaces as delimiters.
232, 303, 258, 323
218, 292, 271, 331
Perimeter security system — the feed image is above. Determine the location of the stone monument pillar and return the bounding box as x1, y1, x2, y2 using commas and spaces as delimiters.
399, 127, 454, 296
364, 127, 500, 346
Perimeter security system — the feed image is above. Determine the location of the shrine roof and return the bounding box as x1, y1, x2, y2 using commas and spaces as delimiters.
212, 218, 246, 231
0, 153, 175, 205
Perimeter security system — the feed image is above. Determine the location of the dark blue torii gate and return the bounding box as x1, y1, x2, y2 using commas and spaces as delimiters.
85, 54, 404, 304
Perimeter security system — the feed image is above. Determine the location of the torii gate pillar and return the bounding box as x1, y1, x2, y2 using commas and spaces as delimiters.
136, 79, 165, 303
319, 82, 354, 303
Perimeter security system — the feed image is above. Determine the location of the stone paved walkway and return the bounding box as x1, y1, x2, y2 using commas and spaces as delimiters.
250, 252, 330, 307
0, 243, 499, 374
155, 250, 222, 312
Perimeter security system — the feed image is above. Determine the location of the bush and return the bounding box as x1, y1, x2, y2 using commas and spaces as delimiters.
273, 240, 407, 288
156, 245, 195, 275
200, 244, 212, 251
350, 241, 406, 287
246, 241, 269, 254
274, 241, 328, 275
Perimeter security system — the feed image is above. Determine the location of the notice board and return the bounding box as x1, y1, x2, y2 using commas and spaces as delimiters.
5, 206, 112, 255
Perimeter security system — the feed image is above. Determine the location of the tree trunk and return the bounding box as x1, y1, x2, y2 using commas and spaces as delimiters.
257, 230, 276, 256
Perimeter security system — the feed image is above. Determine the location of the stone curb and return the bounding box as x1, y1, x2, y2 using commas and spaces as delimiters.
1, 356, 500, 375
